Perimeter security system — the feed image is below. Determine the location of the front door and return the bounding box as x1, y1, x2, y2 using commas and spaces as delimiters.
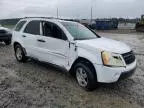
36, 21, 69, 68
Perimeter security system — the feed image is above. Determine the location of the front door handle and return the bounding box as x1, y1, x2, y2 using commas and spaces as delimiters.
37, 39, 46, 43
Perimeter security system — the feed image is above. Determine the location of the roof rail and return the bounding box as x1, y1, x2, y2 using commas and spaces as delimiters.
23, 17, 58, 19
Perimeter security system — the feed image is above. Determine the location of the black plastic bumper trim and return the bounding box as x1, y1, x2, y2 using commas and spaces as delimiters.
118, 66, 136, 81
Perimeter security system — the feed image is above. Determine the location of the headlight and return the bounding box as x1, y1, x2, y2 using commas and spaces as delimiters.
101, 51, 125, 67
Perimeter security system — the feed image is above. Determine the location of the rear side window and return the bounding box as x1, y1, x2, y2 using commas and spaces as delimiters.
24, 21, 40, 35
15, 21, 26, 31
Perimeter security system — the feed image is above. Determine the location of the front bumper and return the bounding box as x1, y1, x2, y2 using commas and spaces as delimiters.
94, 60, 137, 83
118, 66, 136, 81
0, 33, 12, 41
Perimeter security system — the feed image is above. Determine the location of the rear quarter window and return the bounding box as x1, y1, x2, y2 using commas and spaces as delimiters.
15, 21, 26, 31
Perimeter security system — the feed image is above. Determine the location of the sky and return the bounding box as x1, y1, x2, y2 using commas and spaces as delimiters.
0, 0, 144, 19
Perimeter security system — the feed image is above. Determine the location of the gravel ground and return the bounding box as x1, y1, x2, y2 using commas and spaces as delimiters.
96, 29, 144, 35
0, 33, 144, 108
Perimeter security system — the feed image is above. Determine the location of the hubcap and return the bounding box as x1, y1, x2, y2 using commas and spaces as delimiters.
76, 67, 88, 87
16, 47, 22, 60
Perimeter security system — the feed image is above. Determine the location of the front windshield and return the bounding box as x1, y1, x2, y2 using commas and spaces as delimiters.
61, 21, 98, 40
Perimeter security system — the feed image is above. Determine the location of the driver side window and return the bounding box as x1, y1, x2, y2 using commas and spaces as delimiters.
42, 21, 67, 40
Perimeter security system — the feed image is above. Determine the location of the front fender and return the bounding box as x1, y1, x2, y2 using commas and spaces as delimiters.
77, 47, 103, 65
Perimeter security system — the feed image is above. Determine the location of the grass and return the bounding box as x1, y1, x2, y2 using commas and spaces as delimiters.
2, 25, 15, 30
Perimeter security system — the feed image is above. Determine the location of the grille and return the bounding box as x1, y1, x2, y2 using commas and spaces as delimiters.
122, 51, 135, 65
0, 30, 6, 33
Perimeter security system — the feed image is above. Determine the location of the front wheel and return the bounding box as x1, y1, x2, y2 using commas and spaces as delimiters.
14, 45, 28, 62
74, 62, 98, 91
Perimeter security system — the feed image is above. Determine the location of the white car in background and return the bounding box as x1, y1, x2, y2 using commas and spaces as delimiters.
12, 17, 137, 91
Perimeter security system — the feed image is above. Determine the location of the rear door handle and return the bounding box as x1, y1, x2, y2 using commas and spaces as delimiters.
37, 39, 46, 43
22, 35, 26, 37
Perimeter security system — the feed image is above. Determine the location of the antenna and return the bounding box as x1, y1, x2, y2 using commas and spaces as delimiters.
57, 8, 59, 19
91, 6, 93, 23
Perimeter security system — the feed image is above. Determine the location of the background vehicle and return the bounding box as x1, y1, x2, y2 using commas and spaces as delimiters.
0, 26, 12, 45
12, 17, 136, 91
88, 19, 118, 30
135, 15, 144, 32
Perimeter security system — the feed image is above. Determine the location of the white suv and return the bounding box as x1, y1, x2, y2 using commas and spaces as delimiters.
12, 17, 137, 91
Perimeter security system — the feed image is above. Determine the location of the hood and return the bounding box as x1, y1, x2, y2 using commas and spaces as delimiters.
76, 37, 131, 54
0, 27, 10, 31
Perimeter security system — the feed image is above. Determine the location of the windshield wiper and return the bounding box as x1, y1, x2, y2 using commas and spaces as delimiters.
74, 37, 97, 40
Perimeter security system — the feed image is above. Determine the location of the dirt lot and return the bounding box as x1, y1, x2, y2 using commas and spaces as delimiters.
0, 32, 144, 108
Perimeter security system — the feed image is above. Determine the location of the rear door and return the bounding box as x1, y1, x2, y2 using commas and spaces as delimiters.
22, 20, 41, 58
36, 21, 69, 67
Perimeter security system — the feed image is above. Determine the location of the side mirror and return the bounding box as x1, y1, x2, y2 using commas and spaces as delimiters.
68, 40, 76, 49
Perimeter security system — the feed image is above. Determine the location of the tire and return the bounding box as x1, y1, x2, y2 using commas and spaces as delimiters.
14, 44, 28, 62
74, 62, 98, 91
4, 40, 11, 45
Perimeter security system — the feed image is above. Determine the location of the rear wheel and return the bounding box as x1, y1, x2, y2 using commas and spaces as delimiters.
74, 62, 98, 91
14, 44, 28, 62
4, 40, 11, 45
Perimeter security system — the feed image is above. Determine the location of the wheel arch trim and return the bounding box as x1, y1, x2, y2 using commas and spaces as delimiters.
70, 57, 98, 80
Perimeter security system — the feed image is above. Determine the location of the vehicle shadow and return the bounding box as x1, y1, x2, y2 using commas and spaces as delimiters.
15, 58, 75, 83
